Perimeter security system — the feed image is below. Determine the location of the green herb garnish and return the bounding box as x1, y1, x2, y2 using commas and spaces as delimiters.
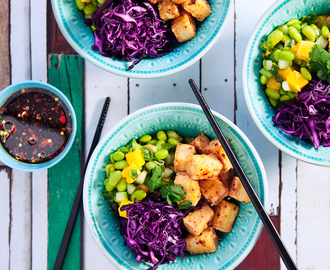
309, 44, 330, 83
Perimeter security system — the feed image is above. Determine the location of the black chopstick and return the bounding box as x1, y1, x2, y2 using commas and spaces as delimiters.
53, 97, 111, 270
188, 79, 297, 270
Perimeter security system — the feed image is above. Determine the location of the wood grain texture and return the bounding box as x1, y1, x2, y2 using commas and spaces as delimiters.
47, 0, 76, 54
48, 54, 84, 270
0, 0, 10, 90
236, 216, 280, 270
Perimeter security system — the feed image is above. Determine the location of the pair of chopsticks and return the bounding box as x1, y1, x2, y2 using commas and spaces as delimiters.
53, 97, 111, 270
189, 79, 297, 270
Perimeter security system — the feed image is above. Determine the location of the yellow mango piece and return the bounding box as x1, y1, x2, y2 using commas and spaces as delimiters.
277, 67, 295, 81
266, 76, 281, 91
290, 43, 299, 54
327, 32, 330, 53
286, 70, 309, 93
122, 164, 140, 183
294, 41, 315, 61
118, 200, 134, 218
125, 149, 145, 168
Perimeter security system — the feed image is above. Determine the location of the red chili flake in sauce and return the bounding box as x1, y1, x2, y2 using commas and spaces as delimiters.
0, 87, 73, 164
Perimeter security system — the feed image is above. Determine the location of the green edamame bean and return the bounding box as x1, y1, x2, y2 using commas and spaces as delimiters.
302, 25, 316, 41
267, 30, 283, 48
288, 26, 302, 43
301, 22, 308, 29
118, 147, 130, 154
165, 130, 182, 140
273, 49, 281, 61
112, 151, 125, 161
281, 34, 291, 42
280, 88, 286, 95
156, 139, 165, 150
139, 134, 152, 144
105, 182, 115, 192
131, 190, 147, 202
300, 67, 312, 81
286, 91, 297, 99
147, 139, 158, 146
268, 97, 278, 108
116, 178, 127, 192
279, 94, 292, 102
168, 137, 180, 146
310, 24, 318, 31
321, 25, 329, 39
291, 22, 301, 31
75, 0, 85, 10
154, 149, 169, 160
105, 164, 115, 178
114, 160, 128, 170
156, 130, 167, 141
278, 24, 288, 35
260, 74, 268, 85
108, 171, 122, 186
287, 18, 300, 26
279, 51, 295, 61
145, 161, 157, 171
83, 3, 98, 15
265, 88, 281, 100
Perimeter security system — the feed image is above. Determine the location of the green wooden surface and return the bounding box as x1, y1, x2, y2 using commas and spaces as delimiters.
48, 54, 84, 270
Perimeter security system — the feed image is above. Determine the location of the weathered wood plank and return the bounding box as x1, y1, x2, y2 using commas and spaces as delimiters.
0, 0, 10, 90
0, 168, 10, 269
296, 163, 330, 269
48, 54, 84, 270
47, 0, 76, 54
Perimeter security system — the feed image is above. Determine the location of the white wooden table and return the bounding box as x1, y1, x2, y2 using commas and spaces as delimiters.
1, 0, 330, 269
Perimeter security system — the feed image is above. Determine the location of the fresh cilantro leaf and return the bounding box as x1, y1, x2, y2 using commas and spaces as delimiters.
146, 166, 162, 192
301, 13, 318, 24
130, 169, 138, 180
309, 44, 330, 82
142, 146, 153, 161
274, 74, 283, 83
169, 184, 186, 200
168, 191, 182, 203
178, 200, 192, 210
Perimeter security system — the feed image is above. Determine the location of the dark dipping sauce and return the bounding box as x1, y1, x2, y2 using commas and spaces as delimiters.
0, 87, 73, 164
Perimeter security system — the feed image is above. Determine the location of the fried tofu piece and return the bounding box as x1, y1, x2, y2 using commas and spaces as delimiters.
185, 227, 219, 254
174, 172, 201, 206
229, 176, 251, 203
185, 154, 223, 180
182, 0, 212, 21
148, 0, 159, 4
171, 0, 186, 4
190, 133, 210, 153
183, 202, 214, 236
174, 143, 196, 172
203, 139, 233, 173
171, 10, 196, 42
212, 200, 239, 233
219, 168, 234, 188
199, 179, 228, 206
158, 0, 180, 21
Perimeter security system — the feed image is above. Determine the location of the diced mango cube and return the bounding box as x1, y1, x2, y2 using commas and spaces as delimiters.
293, 41, 315, 61
266, 76, 281, 91
122, 164, 141, 183
277, 67, 295, 81
125, 149, 145, 168
286, 70, 309, 93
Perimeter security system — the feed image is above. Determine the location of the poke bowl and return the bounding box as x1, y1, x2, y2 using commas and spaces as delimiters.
0, 81, 76, 172
83, 103, 268, 270
243, 0, 330, 166
50, 0, 232, 78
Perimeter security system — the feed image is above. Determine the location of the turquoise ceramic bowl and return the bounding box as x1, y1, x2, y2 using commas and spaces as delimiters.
0, 81, 76, 172
51, 0, 232, 78
243, 0, 330, 166
83, 103, 268, 270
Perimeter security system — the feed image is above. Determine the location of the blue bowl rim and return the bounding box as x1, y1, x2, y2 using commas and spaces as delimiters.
83, 102, 268, 270
242, 0, 330, 167
0, 80, 77, 172
50, 0, 233, 79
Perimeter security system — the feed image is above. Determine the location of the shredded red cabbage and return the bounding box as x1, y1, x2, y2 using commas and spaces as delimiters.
273, 79, 330, 148
120, 192, 188, 270
90, 0, 174, 70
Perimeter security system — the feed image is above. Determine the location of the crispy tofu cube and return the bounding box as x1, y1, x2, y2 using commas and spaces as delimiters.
190, 133, 210, 153
158, 0, 180, 21
185, 154, 223, 180
182, 0, 212, 21
171, 0, 186, 3
199, 179, 228, 206
185, 227, 220, 254
183, 202, 214, 235
148, 0, 159, 4
174, 143, 196, 172
174, 172, 201, 206
171, 11, 196, 42
212, 200, 239, 233
219, 168, 234, 188
203, 139, 233, 173
229, 176, 251, 203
